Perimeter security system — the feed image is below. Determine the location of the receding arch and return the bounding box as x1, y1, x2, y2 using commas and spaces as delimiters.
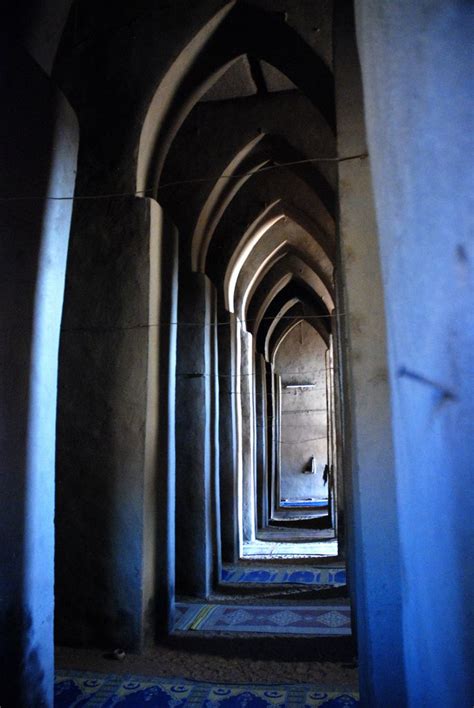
224, 204, 284, 312
137, 1, 335, 195
192, 133, 269, 272
239, 241, 289, 320
255, 281, 331, 354
262, 297, 300, 361
238, 238, 334, 323
246, 256, 331, 338
270, 307, 330, 362
219, 201, 335, 317
137, 2, 237, 195
191, 133, 337, 273
241, 205, 335, 288
209, 193, 335, 302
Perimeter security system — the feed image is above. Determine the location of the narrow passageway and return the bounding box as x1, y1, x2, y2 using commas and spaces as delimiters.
4, 0, 471, 706
49, 1, 361, 704
48, 3, 358, 704
132, 1, 352, 655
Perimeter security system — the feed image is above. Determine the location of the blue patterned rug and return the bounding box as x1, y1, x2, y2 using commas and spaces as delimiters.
221, 566, 346, 586
174, 603, 351, 636
54, 670, 359, 706
280, 501, 327, 508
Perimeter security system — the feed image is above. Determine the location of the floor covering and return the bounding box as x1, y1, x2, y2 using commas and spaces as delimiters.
280, 501, 328, 508
56, 644, 359, 687
242, 539, 338, 559
221, 566, 346, 586
256, 529, 334, 541
174, 603, 351, 636
54, 670, 360, 706
270, 511, 327, 521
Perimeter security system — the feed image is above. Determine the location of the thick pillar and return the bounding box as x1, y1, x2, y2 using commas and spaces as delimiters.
355, 2, 474, 705
150, 204, 178, 636
334, 4, 405, 705
255, 353, 268, 529
238, 323, 256, 543
210, 288, 222, 586
0, 47, 78, 706
265, 362, 276, 522
272, 372, 282, 516
217, 307, 239, 563
56, 197, 165, 650
332, 320, 346, 546
175, 272, 213, 597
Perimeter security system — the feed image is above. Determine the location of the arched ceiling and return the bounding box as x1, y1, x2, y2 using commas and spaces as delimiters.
56, 0, 339, 364
246, 258, 331, 337
161, 121, 336, 249
270, 304, 330, 363
188, 133, 336, 274
235, 218, 335, 319
137, 1, 336, 193
254, 280, 331, 354
54, 0, 335, 201
206, 172, 335, 288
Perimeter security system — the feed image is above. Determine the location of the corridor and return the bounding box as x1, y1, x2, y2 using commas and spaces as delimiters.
2, 1, 472, 707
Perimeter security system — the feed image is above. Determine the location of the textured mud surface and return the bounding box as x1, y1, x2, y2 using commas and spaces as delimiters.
56, 644, 358, 688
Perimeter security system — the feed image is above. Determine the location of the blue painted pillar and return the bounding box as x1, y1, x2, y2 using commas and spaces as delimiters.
0, 47, 78, 706
334, 3, 405, 704
355, 2, 474, 705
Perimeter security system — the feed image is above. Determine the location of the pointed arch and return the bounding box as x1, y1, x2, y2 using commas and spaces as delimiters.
191, 132, 336, 272
246, 255, 331, 337
137, 1, 335, 195
238, 238, 334, 323
255, 281, 331, 354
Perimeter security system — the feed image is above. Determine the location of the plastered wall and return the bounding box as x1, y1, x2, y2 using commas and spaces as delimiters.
275, 321, 328, 501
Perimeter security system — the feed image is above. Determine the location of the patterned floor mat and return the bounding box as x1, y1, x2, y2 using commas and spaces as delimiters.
174, 602, 351, 636
242, 539, 338, 559
54, 670, 360, 706
280, 500, 328, 508
221, 566, 346, 586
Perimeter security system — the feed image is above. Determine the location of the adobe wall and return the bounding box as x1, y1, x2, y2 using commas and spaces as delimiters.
275, 321, 329, 501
